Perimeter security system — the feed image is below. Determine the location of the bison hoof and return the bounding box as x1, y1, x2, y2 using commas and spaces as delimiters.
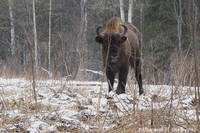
116, 89, 125, 95
139, 89, 144, 95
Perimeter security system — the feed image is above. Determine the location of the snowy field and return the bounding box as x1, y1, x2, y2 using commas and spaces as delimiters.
0, 78, 198, 132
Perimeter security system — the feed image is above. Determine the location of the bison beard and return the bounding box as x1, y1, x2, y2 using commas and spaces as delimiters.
95, 17, 143, 95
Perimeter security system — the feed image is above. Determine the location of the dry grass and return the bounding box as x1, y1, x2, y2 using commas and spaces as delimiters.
0, 56, 199, 133
91, 56, 199, 133
0, 79, 199, 133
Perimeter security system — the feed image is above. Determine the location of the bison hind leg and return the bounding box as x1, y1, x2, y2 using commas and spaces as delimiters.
135, 60, 143, 95
130, 56, 144, 95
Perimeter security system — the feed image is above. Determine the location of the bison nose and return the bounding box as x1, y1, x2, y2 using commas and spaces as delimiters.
111, 56, 119, 63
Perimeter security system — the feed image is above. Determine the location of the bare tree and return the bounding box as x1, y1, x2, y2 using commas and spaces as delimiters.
81, 0, 88, 65
128, 0, 133, 23
23, 0, 37, 107
48, 0, 52, 77
189, 0, 200, 128
32, 0, 38, 73
119, 0, 125, 22
140, 3, 144, 65
8, 0, 15, 56
73, 0, 88, 79
174, 0, 183, 56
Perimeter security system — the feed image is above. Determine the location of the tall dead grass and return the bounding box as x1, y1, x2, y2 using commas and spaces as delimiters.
0, 55, 199, 132
95, 56, 199, 133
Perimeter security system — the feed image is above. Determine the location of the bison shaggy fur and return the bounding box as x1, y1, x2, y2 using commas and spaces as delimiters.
95, 17, 143, 95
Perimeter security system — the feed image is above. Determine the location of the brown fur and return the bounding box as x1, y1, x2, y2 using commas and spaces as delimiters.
95, 17, 143, 95
104, 17, 122, 33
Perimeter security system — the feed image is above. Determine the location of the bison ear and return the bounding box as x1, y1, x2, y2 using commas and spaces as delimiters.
119, 36, 127, 44
95, 36, 104, 44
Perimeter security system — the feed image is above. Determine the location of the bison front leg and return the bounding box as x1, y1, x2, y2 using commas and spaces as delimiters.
106, 68, 115, 92
116, 65, 129, 94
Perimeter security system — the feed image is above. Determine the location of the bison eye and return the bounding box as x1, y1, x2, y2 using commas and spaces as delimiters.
95, 36, 104, 44
119, 36, 127, 44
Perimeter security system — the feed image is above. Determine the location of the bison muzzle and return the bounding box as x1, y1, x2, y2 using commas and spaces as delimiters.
95, 17, 143, 95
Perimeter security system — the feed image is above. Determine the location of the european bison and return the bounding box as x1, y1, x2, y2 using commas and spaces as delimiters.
95, 17, 143, 95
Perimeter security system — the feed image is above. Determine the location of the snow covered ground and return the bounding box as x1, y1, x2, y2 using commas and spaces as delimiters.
0, 78, 198, 132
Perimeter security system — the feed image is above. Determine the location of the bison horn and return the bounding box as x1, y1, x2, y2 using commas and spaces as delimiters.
120, 24, 128, 36
96, 26, 102, 36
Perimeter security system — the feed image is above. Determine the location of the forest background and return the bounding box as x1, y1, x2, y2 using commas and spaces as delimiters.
0, 0, 200, 86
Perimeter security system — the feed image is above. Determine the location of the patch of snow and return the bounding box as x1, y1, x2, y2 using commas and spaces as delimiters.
0, 78, 197, 132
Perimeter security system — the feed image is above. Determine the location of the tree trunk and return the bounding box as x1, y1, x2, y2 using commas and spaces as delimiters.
119, 0, 125, 22
178, 0, 182, 56
81, 0, 88, 64
23, 0, 30, 72
23, 33, 29, 72
8, 0, 15, 56
23, 0, 37, 106
73, 0, 88, 79
48, 0, 52, 77
174, 0, 183, 56
140, 3, 144, 69
33, 0, 38, 73
128, 0, 133, 23
190, 0, 200, 127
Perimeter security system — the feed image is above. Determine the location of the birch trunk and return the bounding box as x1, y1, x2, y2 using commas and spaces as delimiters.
119, 0, 125, 22
174, 0, 183, 56
48, 0, 52, 77
8, 0, 15, 56
79, 0, 88, 60
33, 0, 38, 73
128, 0, 133, 23
83, 0, 88, 66
178, 0, 182, 56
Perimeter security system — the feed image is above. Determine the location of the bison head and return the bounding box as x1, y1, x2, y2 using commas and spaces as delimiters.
95, 25, 128, 65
